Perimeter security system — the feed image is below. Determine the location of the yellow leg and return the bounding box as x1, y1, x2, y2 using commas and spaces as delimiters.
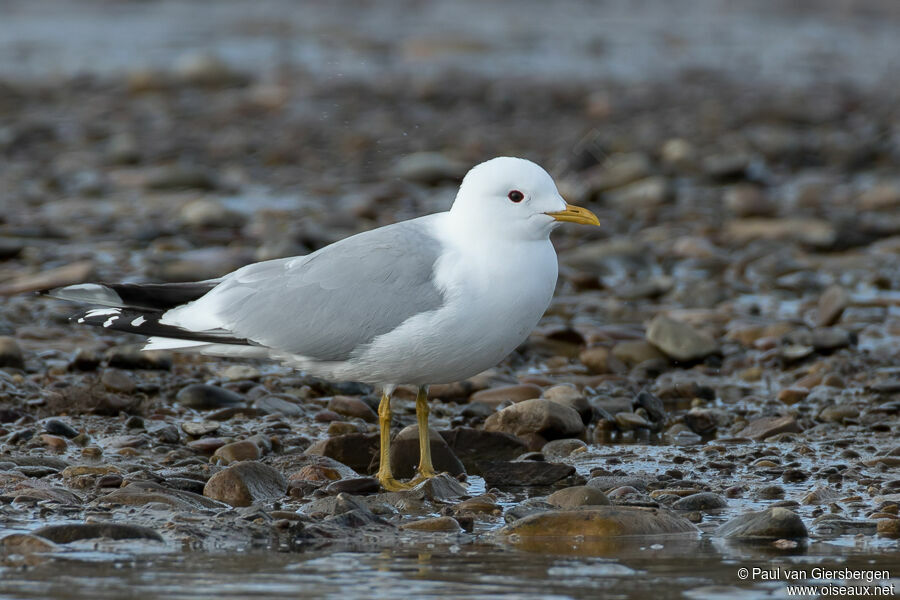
415, 385, 438, 479
375, 389, 415, 491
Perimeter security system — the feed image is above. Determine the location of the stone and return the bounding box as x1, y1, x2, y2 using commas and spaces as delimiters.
635, 391, 667, 426
98, 482, 223, 510
203, 461, 288, 507
723, 184, 775, 218
646, 315, 718, 362
389, 425, 465, 480
179, 199, 245, 229
484, 398, 584, 444
144, 164, 215, 191
212, 440, 262, 465
586, 476, 649, 492
724, 218, 836, 247
470, 384, 542, 407
181, 421, 219, 436
876, 519, 900, 538
0, 336, 25, 368
439, 428, 527, 472
304, 432, 379, 474
31, 523, 164, 544
480, 460, 575, 487
542, 438, 587, 459
615, 412, 652, 430
737, 415, 801, 440
800, 485, 840, 505
100, 369, 136, 393
401, 516, 463, 532
326, 396, 377, 422
105, 345, 172, 370
502, 506, 697, 537
176, 384, 245, 410
256, 395, 304, 416
858, 182, 900, 210
672, 492, 728, 511
817, 285, 849, 327
547, 486, 610, 509
174, 52, 247, 87
715, 507, 808, 540
818, 405, 859, 423
605, 176, 670, 210
612, 340, 667, 366
43, 419, 79, 439
411, 473, 468, 500
390, 152, 467, 185
579, 346, 614, 374
586, 152, 652, 192
543, 385, 593, 424
324, 477, 380, 496
451, 494, 502, 516
778, 387, 810, 405
0, 533, 60, 554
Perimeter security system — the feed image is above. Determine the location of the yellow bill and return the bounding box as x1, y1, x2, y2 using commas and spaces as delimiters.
546, 203, 600, 226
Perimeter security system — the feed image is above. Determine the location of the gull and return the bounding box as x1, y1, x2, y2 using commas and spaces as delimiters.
46, 157, 599, 491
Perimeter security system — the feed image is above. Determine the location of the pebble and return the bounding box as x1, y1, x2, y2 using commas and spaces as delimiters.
543, 385, 592, 424
439, 427, 527, 471
672, 492, 728, 511
547, 486, 610, 508
0, 337, 25, 368
737, 415, 801, 440
587, 476, 649, 492
612, 340, 667, 366
479, 460, 575, 487
326, 396, 377, 422
716, 507, 808, 540
389, 425, 465, 480
105, 346, 172, 370
484, 398, 584, 448
256, 395, 305, 417
469, 384, 542, 407
31, 523, 163, 544
305, 432, 379, 474
646, 315, 718, 362
0, 533, 60, 554
203, 461, 287, 507
502, 506, 697, 537
605, 176, 670, 210
43, 418, 78, 438
212, 440, 262, 465
181, 421, 220, 436
818, 405, 859, 423
179, 199, 245, 229
176, 384, 245, 410
401, 516, 463, 533
100, 369, 136, 394
390, 152, 467, 185
542, 438, 587, 459
578, 346, 614, 374
816, 285, 849, 326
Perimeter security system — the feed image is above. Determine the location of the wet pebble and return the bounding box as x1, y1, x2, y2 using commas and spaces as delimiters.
212, 440, 262, 465
0, 337, 25, 368
176, 384, 245, 410
716, 507, 808, 540
672, 492, 728, 511
389, 425, 465, 480
470, 383, 542, 408
100, 369, 135, 393
547, 486, 611, 509
646, 315, 718, 362
43, 419, 78, 438
203, 461, 287, 507
480, 460, 576, 487
32, 523, 164, 544
326, 396, 377, 422
484, 398, 584, 449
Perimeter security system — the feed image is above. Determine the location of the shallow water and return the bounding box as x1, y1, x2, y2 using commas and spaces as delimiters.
2, 538, 898, 599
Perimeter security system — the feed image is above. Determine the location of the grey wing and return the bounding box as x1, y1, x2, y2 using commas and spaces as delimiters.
205, 218, 445, 361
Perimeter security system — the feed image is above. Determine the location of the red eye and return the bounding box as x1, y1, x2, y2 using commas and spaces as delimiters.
508, 190, 524, 203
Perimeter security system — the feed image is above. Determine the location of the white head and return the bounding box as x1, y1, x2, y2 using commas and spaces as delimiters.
449, 157, 599, 240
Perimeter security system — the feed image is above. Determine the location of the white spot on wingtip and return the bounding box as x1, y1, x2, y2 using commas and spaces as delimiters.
77, 318, 85, 323
131, 316, 146, 327
103, 316, 118, 327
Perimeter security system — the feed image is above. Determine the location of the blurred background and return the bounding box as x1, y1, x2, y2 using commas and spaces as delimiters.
1, 2, 899, 599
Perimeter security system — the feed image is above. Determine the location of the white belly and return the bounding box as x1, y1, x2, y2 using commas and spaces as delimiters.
336, 235, 559, 385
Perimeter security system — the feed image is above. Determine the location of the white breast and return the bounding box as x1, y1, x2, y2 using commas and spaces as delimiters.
343, 214, 559, 385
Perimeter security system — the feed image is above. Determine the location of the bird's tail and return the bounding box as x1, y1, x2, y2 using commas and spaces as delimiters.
43, 281, 258, 352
